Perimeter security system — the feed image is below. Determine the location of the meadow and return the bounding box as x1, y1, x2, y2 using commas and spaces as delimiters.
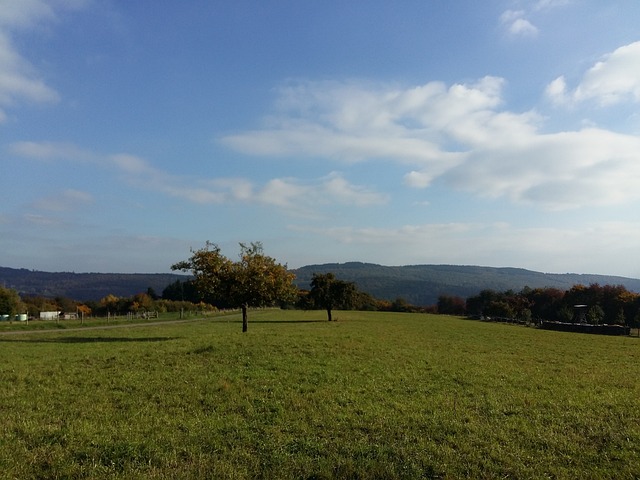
0, 310, 638, 479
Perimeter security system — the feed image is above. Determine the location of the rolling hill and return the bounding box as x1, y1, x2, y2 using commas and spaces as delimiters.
2, 263, 640, 305
0, 267, 187, 301
292, 262, 640, 306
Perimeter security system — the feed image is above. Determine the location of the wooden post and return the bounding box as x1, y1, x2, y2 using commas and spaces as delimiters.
242, 304, 248, 332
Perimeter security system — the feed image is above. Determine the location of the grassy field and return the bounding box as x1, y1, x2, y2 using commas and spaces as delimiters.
0, 310, 223, 332
0, 310, 638, 479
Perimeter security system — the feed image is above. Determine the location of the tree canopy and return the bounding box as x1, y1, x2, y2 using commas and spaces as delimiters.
172, 242, 297, 332
0, 286, 25, 316
309, 272, 358, 321
465, 283, 640, 326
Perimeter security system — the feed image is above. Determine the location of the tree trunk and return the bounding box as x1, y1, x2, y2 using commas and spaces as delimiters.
326, 308, 332, 322
242, 304, 248, 332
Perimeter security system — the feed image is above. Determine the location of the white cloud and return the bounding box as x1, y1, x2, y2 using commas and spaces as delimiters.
258, 178, 307, 209
533, 0, 571, 11
108, 153, 386, 212
500, 10, 523, 24
9, 141, 95, 161
445, 127, 640, 209
0, 0, 89, 121
501, 1, 571, 38
110, 153, 156, 175
0, 0, 90, 29
250, 173, 388, 214
31, 189, 93, 211
500, 10, 538, 37
0, 0, 55, 29
320, 173, 388, 207
544, 75, 568, 105
547, 41, 640, 106
404, 170, 435, 188
23, 213, 65, 227
12, 142, 385, 215
310, 223, 476, 248
509, 18, 538, 36
575, 42, 640, 105
222, 77, 506, 185
206, 178, 254, 202
221, 76, 640, 210
0, 32, 59, 114
109, 153, 232, 204
19, 186, 94, 236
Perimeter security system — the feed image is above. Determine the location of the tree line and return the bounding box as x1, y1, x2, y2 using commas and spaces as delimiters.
438, 283, 640, 327
0, 286, 213, 320
3, 241, 640, 331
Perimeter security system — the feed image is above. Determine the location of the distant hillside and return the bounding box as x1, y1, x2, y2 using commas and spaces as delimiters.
292, 262, 640, 306
3, 263, 640, 305
0, 267, 187, 301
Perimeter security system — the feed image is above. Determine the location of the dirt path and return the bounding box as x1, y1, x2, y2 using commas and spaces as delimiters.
0, 315, 241, 336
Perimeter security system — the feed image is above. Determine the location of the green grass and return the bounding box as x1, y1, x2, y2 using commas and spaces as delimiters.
0, 310, 223, 332
0, 310, 639, 479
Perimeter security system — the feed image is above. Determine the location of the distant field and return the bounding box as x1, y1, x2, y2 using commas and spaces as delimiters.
0, 310, 638, 479
0, 310, 224, 333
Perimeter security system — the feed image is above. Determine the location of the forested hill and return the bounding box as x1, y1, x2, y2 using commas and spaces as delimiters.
0, 267, 187, 301
292, 262, 640, 306
3, 263, 640, 306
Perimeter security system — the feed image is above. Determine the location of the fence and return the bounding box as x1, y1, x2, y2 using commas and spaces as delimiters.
540, 321, 630, 336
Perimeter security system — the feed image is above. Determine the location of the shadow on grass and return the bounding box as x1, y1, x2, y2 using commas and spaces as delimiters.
0, 336, 179, 344
244, 320, 329, 324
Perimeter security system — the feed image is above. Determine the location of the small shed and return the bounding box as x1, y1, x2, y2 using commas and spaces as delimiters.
40, 311, 61, 321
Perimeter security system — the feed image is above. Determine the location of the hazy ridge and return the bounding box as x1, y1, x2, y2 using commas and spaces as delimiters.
293, 262, 640, 305
3, 264, 640, 305
0, 267, 186, 301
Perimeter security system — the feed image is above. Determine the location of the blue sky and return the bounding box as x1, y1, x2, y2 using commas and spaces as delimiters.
2, 0, 640, 277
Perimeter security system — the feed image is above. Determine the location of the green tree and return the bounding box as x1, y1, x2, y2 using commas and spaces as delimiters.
22, 296, 59, 317
587, 305, 605, 324
0, 286, 25, 317
437, 295, 466, 315
557, 305, 574, 323
131, 292, 154, 312
519, 308, 533, 323
55, 296, 78, 315
465, 289, 501, 317
309, 273, 357, 321
485, 300, 515, 319
391, 297, 412, 313
172, 242, 297, 332
99, 294, 121, 315
522, 287, 564, 322
162, 279, 201, 303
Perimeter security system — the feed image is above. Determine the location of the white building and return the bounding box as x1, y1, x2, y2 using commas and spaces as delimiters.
40, 311, 61, 320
